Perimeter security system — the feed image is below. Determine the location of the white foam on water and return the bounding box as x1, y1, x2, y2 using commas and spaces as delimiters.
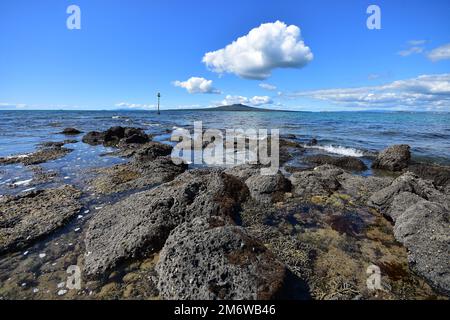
306, 144, 365, 157
13, 179, 32, 186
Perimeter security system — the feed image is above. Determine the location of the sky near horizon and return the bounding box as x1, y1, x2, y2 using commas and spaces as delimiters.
1, 0, 450, 111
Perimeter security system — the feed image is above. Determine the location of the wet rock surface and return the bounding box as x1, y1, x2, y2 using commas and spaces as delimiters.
156, 216, 289, 300
0, 136, 448, 300
0, 145, 73, 166
372, 144, 411, 171
305, 155, 367, 171
84, 169, 249, 276
0, 185, 82, 253
82, 126, 150, 147
60, 128, 83, 135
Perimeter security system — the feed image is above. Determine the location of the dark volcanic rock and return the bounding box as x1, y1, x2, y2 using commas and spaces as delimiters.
306, 138, 318, 146
305, 155, 367, 171
90, 155, 187, 195
133, 142, 172, 161
38, 141, 65, 148
406, 163, 450, 190
394, 200, 450, 294
84, 169, 249, 276
337, 172, 393, 203
156, 216, 287, 300
60, 128, 82, 135
0, 185, 82, 253
103, 126, 126, 146
290, 165, 343, 198
367, 172, 446, 215
245, 172, 291, 203
82, 131, 105, 146
82, 126, 150, 147
372, 144, 411, 171
368, 172, 450, 294
0, 145, 73, 166
225, 165, 291, 203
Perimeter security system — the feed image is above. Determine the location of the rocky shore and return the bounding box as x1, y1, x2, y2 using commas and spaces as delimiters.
0, 126, 448, 300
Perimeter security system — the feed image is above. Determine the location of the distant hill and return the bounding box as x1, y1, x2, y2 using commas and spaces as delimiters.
185, 104, 275, 112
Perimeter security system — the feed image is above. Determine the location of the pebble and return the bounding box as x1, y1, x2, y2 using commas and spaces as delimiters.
57, 289, 68, 296
39, 253, 46, 258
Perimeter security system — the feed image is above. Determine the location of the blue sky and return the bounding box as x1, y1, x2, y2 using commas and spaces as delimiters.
1, 0, 449, 111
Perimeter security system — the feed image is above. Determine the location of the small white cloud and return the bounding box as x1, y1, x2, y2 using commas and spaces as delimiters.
427, 43, 450, 62
398, 46, 424, 57
220, 95, 273, 107
115, 102, 154, 109
408, 40, 427, 46
173, 77, 221, 94
202, 21, 313, 80
259, 83, 277, 91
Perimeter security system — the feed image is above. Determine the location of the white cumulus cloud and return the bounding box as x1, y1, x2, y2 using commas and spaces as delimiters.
288, 73, 450, 111
220, 95, 273, 107
202, 21, 313, 80
173, 77, 221, 94
427, 43, 450, 62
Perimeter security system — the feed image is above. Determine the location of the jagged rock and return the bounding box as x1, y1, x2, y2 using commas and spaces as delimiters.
0, 185, 82, 253
224, 164, 261, 181
368, 172, 450, 294
82, 131, 105, 146
290, 165, 343, 198
407, 163, 450, 190
337, 172, 393, 203
367, 172, 446, 214
0, 145, 73, 166
372, 144, 411, 171
60, 128, 82, 135
394, 200, 450, 294
306, 138, 318, 146
245, 172, 291, 203
133, 142, 172, 162
82, 126, 150, 147
90, 156, 187, 195
225, 165, 291, 203
156, 216, 287, 300
385, 192, 424, 222
305, 155, 368, 171
84, 169, 249, 276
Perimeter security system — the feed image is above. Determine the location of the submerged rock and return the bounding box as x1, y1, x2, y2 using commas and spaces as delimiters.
60, 128, 82, 135
84, 169, 249, 276
0, 185, 82, 253
304, 155, 367, 171
156, 216, 288, 300
372, 144, 411, 171
0, 145, 73, 166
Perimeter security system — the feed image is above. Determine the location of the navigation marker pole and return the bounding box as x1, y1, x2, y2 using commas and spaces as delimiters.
157, 92, 161, 115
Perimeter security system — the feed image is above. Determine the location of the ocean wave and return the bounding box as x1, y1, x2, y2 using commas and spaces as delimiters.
306, 144, 365, 157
